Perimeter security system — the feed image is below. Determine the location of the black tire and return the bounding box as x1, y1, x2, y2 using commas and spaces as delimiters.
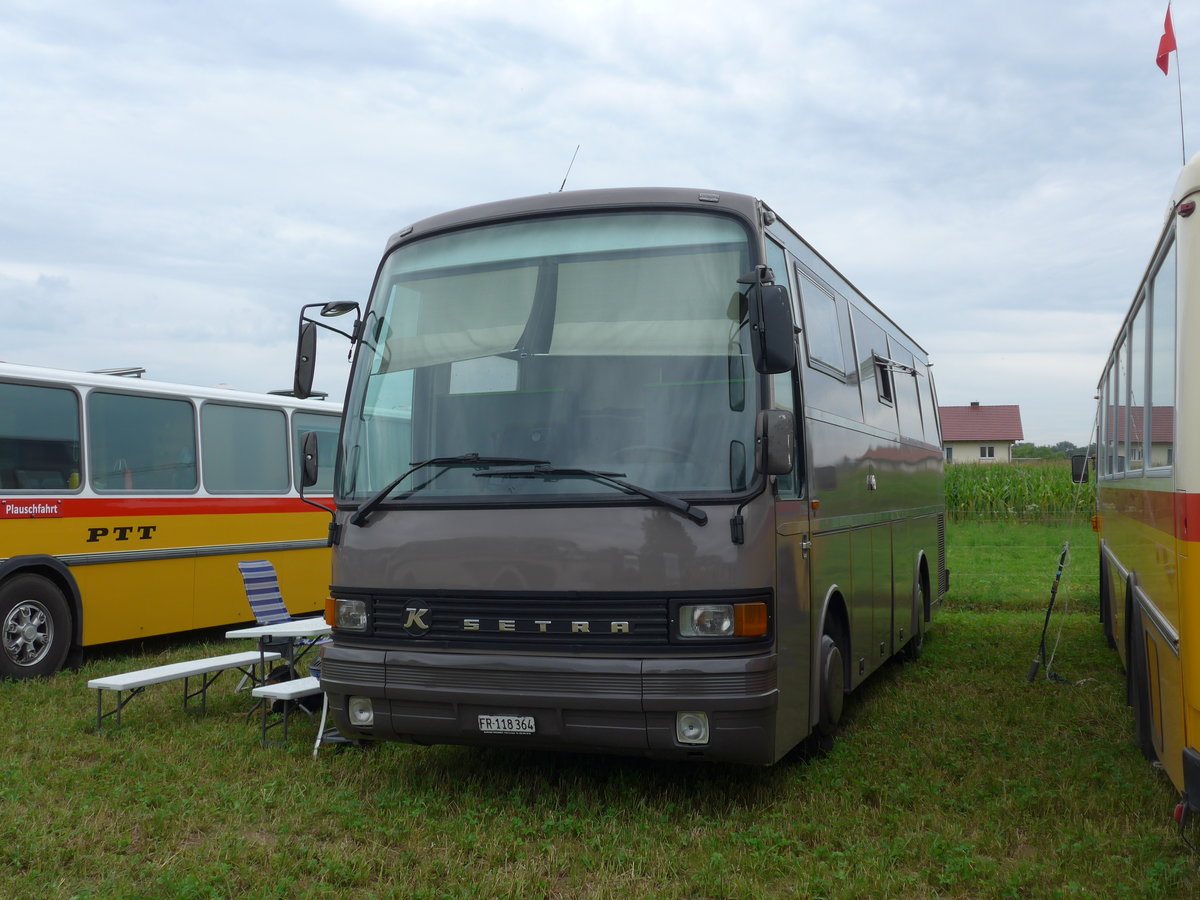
1099, 556, 1115, 649
902, 576, 928, 662
0, 574, 72, 679
1126, 597, 1158, 762
814, 631, 845, 753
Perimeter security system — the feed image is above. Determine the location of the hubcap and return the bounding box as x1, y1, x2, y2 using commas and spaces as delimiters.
820, 637, 844, 731
3, 600, 52, 667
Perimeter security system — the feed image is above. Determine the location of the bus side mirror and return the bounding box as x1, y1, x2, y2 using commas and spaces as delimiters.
293, 321, 317, 400
757, 409, 795, 476
300, 430, 320, 488
1070, 453, 1091, 484
747, 283, 796, 375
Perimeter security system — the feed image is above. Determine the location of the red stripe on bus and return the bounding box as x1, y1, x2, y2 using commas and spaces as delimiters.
0, 497, 334, 519
1179, 492, 1200, 543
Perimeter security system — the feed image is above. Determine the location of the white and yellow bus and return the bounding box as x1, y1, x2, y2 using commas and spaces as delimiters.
1080, 154, 1200, 812
0, 362, 340, 678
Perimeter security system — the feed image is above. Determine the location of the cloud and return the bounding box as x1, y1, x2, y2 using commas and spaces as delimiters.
0, 0, 1191, 446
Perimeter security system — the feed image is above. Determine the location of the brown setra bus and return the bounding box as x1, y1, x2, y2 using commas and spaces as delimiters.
296, 187, 947, 764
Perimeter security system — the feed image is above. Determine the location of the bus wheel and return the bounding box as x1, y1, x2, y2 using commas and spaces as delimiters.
1099, 556, 1115, 649
902, 579, 928, 662
1126, 599, 1157, 762
815, 631, 845, 752
0, 575, 72, 679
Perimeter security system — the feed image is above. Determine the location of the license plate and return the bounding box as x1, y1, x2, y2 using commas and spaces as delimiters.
477, 714, 535, 735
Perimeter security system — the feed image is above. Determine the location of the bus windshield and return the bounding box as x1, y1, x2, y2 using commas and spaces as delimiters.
340, 210, 758, 502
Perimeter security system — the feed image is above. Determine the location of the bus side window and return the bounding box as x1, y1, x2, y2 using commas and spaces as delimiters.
772, 371, 800, 498
201, 404, 289, 493
1149, 240, 1176, 469
766, 237, 800, 498
850, 308, 899, 432
0, 382, 81, 491
292, 413, 340, 493
89, 392, 197, 492
889, 339, 923, 442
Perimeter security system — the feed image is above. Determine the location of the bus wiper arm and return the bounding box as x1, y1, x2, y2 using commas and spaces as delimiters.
475, 465, 708, 526
350, 453, 550, 526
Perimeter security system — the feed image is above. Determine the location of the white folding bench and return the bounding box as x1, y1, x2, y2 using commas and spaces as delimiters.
88, 650, 281, 731
250, 676, 323, 747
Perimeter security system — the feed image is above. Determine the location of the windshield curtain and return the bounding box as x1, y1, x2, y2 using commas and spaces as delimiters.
341, 210, 759, 502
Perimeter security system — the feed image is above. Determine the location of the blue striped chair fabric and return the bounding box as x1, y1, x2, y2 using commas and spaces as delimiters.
237, 560, 294, 625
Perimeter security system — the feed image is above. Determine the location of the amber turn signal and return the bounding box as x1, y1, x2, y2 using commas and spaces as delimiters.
734, 602, 768, 637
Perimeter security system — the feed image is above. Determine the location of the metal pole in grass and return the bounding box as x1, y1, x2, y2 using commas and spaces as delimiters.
1027, 542, 1071, 682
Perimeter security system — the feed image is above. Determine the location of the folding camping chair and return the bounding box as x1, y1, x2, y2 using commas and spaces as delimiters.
235, 559, 329, 685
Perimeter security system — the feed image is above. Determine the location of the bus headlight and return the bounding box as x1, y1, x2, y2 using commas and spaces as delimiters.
335, 598, 368, 631
677, 602, 767, 638
680, 604, 734, 637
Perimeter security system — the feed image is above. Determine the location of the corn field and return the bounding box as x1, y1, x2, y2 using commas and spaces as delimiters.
944, 460, 1093, 519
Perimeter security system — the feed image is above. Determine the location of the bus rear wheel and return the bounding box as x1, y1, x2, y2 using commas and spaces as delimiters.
813, 631, 845, 753
902, 576, 929, 662
0, 575, 71, 679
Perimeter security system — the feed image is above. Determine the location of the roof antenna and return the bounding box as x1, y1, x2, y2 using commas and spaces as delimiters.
558, 144, 580, 192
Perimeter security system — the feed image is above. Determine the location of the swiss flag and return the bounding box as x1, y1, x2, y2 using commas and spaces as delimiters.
1158, 5, 1178, 75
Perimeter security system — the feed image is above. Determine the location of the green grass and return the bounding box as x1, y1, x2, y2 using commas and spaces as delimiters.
0, 520, 1194, 898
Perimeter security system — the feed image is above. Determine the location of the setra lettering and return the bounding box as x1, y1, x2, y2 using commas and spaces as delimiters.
455, 618, 634, 634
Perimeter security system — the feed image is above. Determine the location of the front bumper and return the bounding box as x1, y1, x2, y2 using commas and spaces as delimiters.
321, 644, 780, 764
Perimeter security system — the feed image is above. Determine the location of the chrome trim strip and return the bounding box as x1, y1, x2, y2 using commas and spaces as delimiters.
1101, 542, 1128, 585
2, 538, 328, 568
1133, 584, 1180, 656
812, 507, 944, 532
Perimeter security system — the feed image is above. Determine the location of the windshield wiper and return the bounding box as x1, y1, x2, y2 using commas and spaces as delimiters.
475, 465, 708, 526
350, 453, 550, 526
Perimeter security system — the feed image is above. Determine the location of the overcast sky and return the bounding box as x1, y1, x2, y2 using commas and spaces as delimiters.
0, 0, 1194, 444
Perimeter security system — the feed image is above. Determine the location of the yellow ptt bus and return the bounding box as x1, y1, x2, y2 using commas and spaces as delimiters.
1082, 154, 1200, 813
0, 362, 340, 678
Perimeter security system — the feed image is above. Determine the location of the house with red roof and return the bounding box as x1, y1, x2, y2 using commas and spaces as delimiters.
938, 402, 1024, 463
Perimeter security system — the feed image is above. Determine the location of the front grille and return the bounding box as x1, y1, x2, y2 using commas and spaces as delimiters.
372, 594, 670, 648
332, 588, 774, 654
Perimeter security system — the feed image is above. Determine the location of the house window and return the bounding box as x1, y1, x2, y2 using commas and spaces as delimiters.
944, 446, 953, 462
980, 446, 995, 459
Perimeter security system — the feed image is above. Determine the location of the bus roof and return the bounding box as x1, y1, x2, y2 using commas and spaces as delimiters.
0, 361, 341, 413
385, 187, 764, 253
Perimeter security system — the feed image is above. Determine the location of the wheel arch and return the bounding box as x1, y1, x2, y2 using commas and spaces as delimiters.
0, 555, 83, 648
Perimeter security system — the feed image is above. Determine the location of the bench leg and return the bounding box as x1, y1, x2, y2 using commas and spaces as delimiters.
182, 670, 229, 715
96, 687, 146, 731
259, 695, 320, 748
260, 698, 293, 748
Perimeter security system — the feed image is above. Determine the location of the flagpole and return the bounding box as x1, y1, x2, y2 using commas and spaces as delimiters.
1160, 2, 1187, 163
1178, 40, 1188, 164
